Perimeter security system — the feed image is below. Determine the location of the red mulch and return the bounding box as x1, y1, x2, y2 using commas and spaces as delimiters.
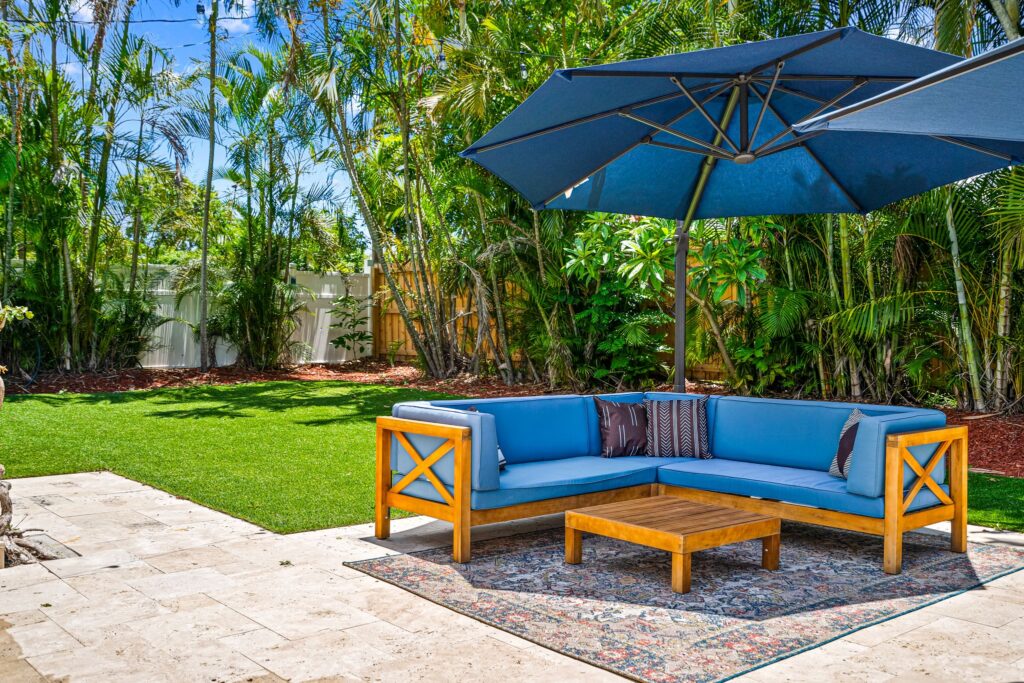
12, 360, 550, 399
946, 411, 1024, 479
9, 361, 1022, 478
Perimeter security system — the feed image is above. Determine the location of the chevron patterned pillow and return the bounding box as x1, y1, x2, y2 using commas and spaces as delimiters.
643, 397, 712, 458
829, 409, 865, 479
594, 397, 648, 457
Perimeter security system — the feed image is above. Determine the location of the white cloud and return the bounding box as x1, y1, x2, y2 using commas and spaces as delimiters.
71, 0, 93, 22
221, 0, 254, 35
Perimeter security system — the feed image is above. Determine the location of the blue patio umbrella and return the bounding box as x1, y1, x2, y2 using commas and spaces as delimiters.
797, 38, 1024, 140
461, 27, 1024, 388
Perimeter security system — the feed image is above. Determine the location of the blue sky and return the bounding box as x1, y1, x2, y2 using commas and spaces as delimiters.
64, 0, 353, 211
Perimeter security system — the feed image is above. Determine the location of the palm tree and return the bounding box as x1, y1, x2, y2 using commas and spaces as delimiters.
199, 0, 221, 372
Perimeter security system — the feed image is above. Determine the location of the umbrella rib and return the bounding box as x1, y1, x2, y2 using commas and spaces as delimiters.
566, 70, 912, 82
536, 82, 737, 209
931, 136, 1015, 162
750, 86, 865, 212
670, 77, 740, 153
466, 81, 726, 155
742, 28, 846, 77
753, 81, 828, 105
619, 111, 732, 157
748, 62, 784, 151
755, 130, 826, 157
750, 79, 867, 155
800, 141, 866, 213
536, 142, 643, 209
647, 139, 734, 160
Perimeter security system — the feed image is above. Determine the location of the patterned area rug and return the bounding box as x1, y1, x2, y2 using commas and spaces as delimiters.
347, 523, 1024, 683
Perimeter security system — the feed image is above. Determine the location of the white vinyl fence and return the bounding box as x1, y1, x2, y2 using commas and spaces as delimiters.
141, 266, 373, 369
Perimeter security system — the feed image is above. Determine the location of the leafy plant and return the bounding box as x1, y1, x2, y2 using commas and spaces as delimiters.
331, 293, 374, 355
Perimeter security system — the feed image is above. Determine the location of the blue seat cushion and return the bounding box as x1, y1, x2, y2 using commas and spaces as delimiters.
396, 456, 696, 510
655, 459, 949, 518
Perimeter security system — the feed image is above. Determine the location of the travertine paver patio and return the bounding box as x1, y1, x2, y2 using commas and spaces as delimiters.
1, 472, 1022, 682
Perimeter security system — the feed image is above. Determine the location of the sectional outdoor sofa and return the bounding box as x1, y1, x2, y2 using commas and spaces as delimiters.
374, 393, 967, 574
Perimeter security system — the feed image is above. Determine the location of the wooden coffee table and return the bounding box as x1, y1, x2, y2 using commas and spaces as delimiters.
564, 496, 781, 593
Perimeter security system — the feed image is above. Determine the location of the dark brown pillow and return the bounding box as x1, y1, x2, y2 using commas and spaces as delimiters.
829, 409, 865, 479
643, 396, 712, 458
594, 397, 647, 457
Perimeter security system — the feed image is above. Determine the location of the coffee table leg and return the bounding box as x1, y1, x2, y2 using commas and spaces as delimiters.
565, 526, 582, 564
671, 552, 691, 593
762, 534, 780, 570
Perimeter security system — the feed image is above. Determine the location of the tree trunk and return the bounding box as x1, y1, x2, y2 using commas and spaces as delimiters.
316, 9, 434, 375
283, 161, 301, 283
993, 243, 1013, 409
50, 25, 77, 370
199, 0, 219, 373
946, 192, 986, 411
989, 0, 1021, 41
128, 113, 146, 296
78, 0, 116, 206
687, 289, 738, 380
838, 215, 862, 398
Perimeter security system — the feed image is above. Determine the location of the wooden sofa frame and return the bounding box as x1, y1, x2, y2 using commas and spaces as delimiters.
375, 416, 967, 575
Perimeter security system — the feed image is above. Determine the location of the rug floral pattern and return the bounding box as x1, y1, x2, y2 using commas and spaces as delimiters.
347, 523, 1024, 683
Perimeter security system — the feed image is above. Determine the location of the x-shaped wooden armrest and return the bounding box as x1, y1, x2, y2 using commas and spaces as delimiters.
901, 440, 954, 513
390, 431, 456, 506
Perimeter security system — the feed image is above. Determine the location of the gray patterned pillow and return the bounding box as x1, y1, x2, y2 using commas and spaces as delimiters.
643, 397, 712, 458
594, 397, 647, 457
829, 409, 865, 479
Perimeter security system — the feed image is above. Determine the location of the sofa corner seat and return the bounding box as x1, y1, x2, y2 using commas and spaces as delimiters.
375, 393, 967, 574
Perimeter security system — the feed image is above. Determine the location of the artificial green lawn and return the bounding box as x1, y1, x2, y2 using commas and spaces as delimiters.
2, 380, 1023, 534
966, 472, 1024, 532
0, 381, 453, 533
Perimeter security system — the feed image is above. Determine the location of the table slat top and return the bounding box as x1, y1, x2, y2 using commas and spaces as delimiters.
566, 496, 777, 536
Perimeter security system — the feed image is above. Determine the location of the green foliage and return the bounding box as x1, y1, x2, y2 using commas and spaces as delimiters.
691, 238, 768, 308
330, 293, 374, 354
1, 0, 1022, 409
0, 304, 31, 332
567, 213, 674, 388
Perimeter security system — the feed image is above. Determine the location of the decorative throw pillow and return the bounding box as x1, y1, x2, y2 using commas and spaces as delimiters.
829, 409, 865, 479
643, 396, 712, 458
594, 397, 647, 457
466, 406, 507, 470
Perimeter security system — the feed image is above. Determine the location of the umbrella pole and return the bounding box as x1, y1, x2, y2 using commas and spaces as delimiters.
673, 87, 740, 392
673, 220, 690, 392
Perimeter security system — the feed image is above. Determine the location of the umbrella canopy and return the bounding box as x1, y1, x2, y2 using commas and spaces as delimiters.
462, 28, 1024, 389
462, 27, 1024, 220
797, 38, 1024, 143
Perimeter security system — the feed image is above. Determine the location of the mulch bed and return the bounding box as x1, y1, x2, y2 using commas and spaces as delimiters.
9, 359, 550, 399
8, 360, 1022, 478
946, 411, 1024, 479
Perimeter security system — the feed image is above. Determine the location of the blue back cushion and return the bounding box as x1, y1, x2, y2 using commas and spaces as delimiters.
707, 396, 926, 471
428, 395, 592, 464
711, 397, 845, 470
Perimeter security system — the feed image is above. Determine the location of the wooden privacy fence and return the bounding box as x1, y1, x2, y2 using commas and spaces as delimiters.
370, 266, 726, 381
371, 266, 522, 364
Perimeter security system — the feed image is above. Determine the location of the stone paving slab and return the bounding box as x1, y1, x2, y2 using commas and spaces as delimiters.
0, 472, 1021, 682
